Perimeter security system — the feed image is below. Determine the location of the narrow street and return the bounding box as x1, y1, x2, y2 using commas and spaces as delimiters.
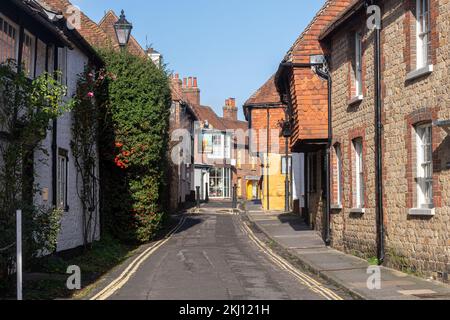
101, 203, 348, 300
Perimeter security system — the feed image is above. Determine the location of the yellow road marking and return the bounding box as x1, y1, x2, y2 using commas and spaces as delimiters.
90, 216, 187, 300
236, 216, 343, 301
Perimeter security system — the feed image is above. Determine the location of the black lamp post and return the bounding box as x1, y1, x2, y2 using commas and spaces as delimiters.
114, 10, 133, 49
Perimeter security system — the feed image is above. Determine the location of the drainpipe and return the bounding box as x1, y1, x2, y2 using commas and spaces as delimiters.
371, 0, 385, 265
52, 46, 59, 207
315, 66, 332, 246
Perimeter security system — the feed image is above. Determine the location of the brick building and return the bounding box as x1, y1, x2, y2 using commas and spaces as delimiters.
184, 77, 257, 201
168, 74, 198, 211
319, 0, 450, 280
244, 75, 304, 212
276, 0, 353, 229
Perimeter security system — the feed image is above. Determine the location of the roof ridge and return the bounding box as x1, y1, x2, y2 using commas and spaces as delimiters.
283, 0, 334, 62
98, 9, 117, 27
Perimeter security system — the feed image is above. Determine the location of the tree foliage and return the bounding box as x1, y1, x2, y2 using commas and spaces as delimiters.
98, 50, 172, 243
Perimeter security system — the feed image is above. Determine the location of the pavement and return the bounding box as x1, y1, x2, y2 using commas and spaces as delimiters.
86, 204, 351, 300
243, 200, 450, 300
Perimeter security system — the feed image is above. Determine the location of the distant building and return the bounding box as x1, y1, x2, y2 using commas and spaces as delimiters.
177, 77, 258, 201
169, 74, 197, 211
147, 48, 163, 68
244, 75, 304, 212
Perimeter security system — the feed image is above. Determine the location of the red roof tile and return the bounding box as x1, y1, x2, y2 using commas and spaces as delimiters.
244, 75, 283, 107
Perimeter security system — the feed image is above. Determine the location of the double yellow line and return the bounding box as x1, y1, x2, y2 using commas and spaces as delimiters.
237, 215, 343, 300
90, 216, 187, 300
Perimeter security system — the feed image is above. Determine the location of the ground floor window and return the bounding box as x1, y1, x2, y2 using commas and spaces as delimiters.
209, 167, 231, 198
415, 123, 433, 209
57, 148, 69, 211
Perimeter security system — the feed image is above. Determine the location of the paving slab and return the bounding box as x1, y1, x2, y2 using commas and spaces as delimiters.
243, 201, 450, 300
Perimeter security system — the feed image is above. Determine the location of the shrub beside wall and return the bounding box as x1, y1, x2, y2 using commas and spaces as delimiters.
98, 50, 172, 243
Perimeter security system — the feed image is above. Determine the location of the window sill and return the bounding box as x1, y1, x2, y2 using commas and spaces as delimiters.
408, 208, 435, 216
331, 204, 343, 211
347, 95, 364, 106
406, 65, 433, 82
350, 208, 365, 214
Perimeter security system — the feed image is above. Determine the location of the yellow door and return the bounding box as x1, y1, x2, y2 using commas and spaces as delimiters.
246, 181, 253, 200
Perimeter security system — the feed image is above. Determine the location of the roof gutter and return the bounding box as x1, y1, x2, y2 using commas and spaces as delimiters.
11, 0, 73, 48
319, 0, 366, 41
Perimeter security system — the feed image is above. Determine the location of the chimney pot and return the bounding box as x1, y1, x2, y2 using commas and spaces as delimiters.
193, 77, 198, 88
188, 77, 193, 88
230, 98, 236, 108
183, 78, 187, 87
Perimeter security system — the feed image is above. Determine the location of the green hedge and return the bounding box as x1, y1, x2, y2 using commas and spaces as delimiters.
98, 50, 171, 243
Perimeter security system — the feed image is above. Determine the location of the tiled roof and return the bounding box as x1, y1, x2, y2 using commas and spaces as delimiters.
192, 105, 248, 132
40, 0, 113, 50
283, 0, 353, 63
244, 75, 283, 107
319, 0, 362, 40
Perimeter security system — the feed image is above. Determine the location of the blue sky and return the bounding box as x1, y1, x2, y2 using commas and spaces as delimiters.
71, 0, 326, 120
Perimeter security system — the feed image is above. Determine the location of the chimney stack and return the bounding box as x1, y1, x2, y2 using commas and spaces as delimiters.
223, 97, 238, 121
182, 76, 201, 106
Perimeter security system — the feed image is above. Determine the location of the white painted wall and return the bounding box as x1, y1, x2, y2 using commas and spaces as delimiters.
33, 45, 100, 252
292, 153, 305, 208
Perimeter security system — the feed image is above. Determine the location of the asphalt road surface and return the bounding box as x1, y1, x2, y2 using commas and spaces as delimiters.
106, 209, 348, 300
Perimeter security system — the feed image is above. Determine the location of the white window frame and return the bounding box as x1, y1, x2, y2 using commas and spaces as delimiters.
355, 32, 363, 97
209, 133, 224, 159
415, 123, 433, 209
209, 167, 231, 199
224, 134, 231, 159
0, 13, 19, 68
58, 46, 68, 86
22, 30, 36, 78
334, 145, 343, 206
57, 149, 69, 211
353, 139, 364, 209
416, 0, 430, 70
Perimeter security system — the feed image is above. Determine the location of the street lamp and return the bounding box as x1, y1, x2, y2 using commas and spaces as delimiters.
114, 10, 133, 49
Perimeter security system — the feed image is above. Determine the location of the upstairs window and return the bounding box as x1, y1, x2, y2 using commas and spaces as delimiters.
354, 32, 363, 97
0, 15, 18, 66
416, 0, 430, 69
22, 31, 35, 78
415, 124, 433, 209
58, 47, 68, 86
